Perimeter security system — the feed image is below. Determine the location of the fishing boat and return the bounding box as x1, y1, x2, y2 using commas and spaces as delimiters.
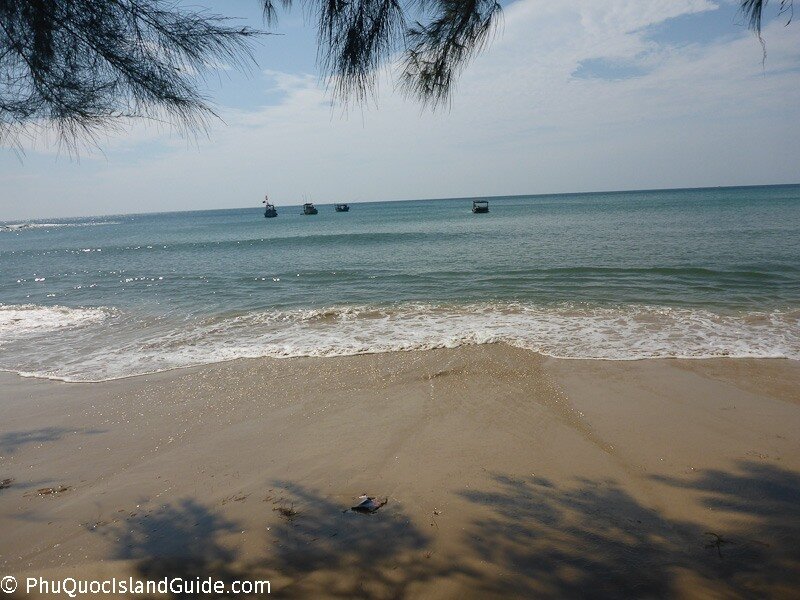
302, 202, 318, 215
472, 200, 489, 213
262, 195, 277, 218
334, 203, 350, 212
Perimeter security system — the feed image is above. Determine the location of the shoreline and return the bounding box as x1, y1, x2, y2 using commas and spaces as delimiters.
1, 345, 799, 598
2, 345, 798, 385
4, 299, 800, 384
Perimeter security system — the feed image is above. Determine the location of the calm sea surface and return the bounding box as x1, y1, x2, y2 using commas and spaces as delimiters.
2, 185, 799, 380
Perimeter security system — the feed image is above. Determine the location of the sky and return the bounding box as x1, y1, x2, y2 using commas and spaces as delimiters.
1, 0, 799, 220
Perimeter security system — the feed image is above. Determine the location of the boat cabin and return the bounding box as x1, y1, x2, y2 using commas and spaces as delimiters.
472, 200, 489, 213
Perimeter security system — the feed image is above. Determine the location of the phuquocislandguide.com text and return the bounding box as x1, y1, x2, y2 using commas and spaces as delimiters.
1, 575, 270, 596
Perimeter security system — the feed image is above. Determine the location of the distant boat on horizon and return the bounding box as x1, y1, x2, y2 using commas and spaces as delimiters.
263, 195, 277, 218
302, 202, 318, 215
472, 200, 489, 213
334, 203, 350, 212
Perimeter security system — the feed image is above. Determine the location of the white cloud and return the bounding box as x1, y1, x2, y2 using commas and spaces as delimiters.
2, 0, 798, 219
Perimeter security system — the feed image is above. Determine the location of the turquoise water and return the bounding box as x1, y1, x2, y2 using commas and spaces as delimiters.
1, 185, 799, 380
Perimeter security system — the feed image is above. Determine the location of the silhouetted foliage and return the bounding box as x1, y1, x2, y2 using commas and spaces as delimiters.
0, 0, 260, 150
742, 0, 794, 35
402, 0, 501, 108
1, 0, 794, 150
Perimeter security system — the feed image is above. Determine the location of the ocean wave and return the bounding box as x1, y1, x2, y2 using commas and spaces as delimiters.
0, 221, 120, 232
0, 302, 798, 382
0, 304, 114, 342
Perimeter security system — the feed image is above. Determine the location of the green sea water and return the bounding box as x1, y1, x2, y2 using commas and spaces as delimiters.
1, 184, 798, 380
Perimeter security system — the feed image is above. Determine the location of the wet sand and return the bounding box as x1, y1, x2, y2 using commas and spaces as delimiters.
1, 345, 799, 598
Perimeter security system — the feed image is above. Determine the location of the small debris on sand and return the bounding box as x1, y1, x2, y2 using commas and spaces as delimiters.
430, 508, 442, 528
351, 495, 388, 514
34, 485, 71, 496
704, 532, 733, 558
220, 493, 249, 505
0, 478, 13, 490
273, 502, 299, 520
84, 520, 108, 531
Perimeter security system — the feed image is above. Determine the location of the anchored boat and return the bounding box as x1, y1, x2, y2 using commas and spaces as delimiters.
472, 200, 489, 213
334, 203, 350, 212
302, 202, 318, 215
263, 195, 277, 218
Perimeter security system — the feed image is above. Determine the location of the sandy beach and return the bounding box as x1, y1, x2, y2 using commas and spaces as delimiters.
3, 0, 799, 597
1, 345, 799, 598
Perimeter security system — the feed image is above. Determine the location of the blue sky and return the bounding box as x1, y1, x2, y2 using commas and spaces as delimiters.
1, 0, 799, 220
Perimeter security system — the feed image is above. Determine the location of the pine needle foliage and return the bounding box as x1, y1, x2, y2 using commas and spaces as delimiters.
0, 0, 260, 150
0, 0, 794, 150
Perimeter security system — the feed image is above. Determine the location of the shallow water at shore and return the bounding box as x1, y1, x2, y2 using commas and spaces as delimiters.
1, 301, 799, 381
2, 185, 799, 380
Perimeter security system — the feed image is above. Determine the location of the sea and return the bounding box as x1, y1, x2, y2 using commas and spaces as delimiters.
1, 185, 799, 382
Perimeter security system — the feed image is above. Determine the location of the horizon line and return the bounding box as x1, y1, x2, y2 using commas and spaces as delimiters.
3, 182, 799, 222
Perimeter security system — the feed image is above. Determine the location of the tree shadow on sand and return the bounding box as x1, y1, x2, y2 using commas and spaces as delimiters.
652, 460, 800, 595
458, 461, 800, 598
110, 483, 448, 599
108, 463, 799, 599
259, 481, 447, 598
0, 426, 105, 455
110, 498, 246, 598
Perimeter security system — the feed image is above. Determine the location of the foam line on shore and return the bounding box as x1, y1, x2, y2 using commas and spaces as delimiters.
1, 302, 798, 382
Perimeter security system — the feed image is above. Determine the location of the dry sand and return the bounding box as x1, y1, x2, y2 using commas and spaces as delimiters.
1, 344, 799, 598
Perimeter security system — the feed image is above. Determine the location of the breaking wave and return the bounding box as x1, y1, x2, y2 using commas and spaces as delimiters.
0, 302, 797, 382
0, 221, 120, 232
0, 304, 114, 343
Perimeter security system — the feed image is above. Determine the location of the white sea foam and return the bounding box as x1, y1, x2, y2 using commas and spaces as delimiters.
0, 221, 119, 232
0, 304, 113, 342
148, 303, 800, 361
1, 303, 797, 382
